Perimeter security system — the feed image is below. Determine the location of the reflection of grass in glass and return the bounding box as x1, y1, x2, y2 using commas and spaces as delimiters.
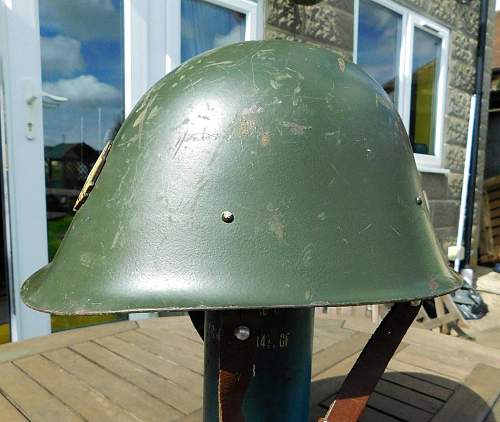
47, 215, 73, 260
51, 314, 125, 332
0, 323, 9, 344
47, 215, 126, 332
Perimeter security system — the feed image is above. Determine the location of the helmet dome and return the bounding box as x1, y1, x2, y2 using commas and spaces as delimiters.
22, 40, 462, 314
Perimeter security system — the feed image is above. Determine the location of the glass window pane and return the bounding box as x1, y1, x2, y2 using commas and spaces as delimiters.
39, 0, 126, 331
357, 0, 402, 106
181, 0, 246, 62
409, 28, 441, 155
0, 153, 9, 344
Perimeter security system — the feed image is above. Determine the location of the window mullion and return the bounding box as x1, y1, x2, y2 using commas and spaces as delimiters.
400, 12, 414, 132
165, 0, 181, 74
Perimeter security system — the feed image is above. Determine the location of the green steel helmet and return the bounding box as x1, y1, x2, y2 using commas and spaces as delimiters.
22, 40, 462, 315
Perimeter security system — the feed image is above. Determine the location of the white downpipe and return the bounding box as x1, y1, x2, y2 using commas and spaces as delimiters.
454, 94, 477, 273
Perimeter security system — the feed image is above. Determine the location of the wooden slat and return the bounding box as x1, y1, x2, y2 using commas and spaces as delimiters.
488, 189, 500, 201
309, 405, 328, 422
343, 319, 499, 367
138, 328, 205, 358
311, 331, 369, 377
311, 353, 359, 406
14, 355, 137, 422
176, 409, 203, 422
137, 317, 204, 344
382, 370, 453, 401
395, 344, 472, 380
483, 175, 500, 190
488, 198, 500, 211
71, 341, 201, 415
315, 403, 402, 422
0, 315, 498, 422
313, 325, 357, 354
168, 327, 204, 344
0, 320, 137, 363
0, 362, 83, 422
432, 364, 500, 421
484, 395, 500, 422
116, 330, 204, 374
360, 406, 400, 422
95, 334, 204, 395
136, 315, 192, 330
421, 312, 458, 330
44, 347, 182, 421
395, 351, 467, 381
0, 392, 27, 421
319, 391, 434, 422
313, 318, 348, 333
313, 332, 342, 353
318, 377, 442, 420
389, 326, 500, 368
374, 379, 443, 414
387, 359, 459, 391
365, 392, 433, 422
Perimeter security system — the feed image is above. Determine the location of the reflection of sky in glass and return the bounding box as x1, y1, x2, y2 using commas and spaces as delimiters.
181, 0, 245, 62
412, 29, 440, 71
39, 0, 124, 151
357, 0, 401, 104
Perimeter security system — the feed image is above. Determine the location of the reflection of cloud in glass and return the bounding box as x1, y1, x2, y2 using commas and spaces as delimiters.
181, 0, 245, 62
41, 35, 85, 76
357, 0, 401, 98
214, 25, 244, 48
39, 0, 124, 151
43, 75, 121, 106
412, 31, 440, 70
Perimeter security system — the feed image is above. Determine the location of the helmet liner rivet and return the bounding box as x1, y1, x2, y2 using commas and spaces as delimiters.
416, 196, 423, 206
222, 211, 234, 223
234, 325, 250, 341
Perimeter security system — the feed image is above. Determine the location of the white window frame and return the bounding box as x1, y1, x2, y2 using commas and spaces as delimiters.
124, 0, 262, 115
0, 0, 51, 340
354, 0, 450, 173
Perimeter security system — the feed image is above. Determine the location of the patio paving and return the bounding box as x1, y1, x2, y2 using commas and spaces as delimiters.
0, 315, 499, 421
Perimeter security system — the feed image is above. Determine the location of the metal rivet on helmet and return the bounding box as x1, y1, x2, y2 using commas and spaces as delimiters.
221, 211, 234, 223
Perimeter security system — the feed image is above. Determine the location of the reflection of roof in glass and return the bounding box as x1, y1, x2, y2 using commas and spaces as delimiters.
44, 143, 98, 162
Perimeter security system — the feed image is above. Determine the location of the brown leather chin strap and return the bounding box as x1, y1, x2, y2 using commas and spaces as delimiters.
319, 301, 421, 422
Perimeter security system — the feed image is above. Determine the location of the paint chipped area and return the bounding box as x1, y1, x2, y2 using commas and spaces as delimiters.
260, 132, 270, 147
269, 215, 286, 242
337, 57, 346, 72
375, 93, 395, 112
280, 121, 312, 136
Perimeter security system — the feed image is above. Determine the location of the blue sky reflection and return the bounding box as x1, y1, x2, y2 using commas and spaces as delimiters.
39, 0, 124, 151
181, 0, 246, 62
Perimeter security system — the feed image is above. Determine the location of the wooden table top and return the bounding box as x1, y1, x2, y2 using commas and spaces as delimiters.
0, 315, 499, 421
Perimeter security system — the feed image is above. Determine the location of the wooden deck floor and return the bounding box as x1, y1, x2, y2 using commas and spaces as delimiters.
0, 315, 499, 421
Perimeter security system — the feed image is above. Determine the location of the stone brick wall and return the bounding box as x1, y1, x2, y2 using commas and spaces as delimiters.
265, 0, 495, 261
265, 0, 354, 59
